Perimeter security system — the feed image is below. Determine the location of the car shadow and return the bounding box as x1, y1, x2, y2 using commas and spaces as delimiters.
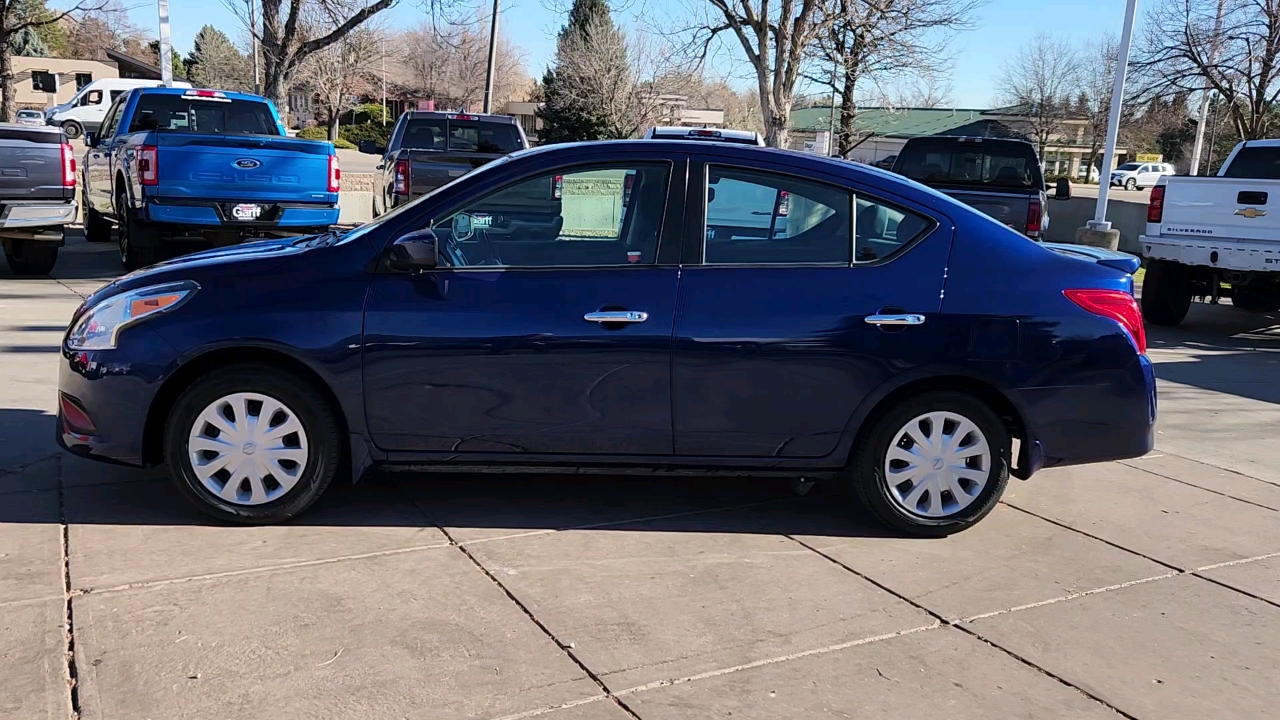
1147, 302, 1280, 405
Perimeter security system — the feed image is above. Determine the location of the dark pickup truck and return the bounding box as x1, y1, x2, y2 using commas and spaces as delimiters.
0, 124, 77, 275
361, 111, 527, 216
891, 136, 1069, 239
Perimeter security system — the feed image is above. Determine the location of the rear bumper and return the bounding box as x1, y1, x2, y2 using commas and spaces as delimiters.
144, 200, 339, 229
1140, 235, 1280, 273
0, 201, 77, 229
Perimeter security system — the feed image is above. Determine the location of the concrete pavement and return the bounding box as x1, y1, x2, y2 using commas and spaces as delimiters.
2, 236, 1278, 719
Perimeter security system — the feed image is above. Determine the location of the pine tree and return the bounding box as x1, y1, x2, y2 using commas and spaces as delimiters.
535, 0, 619, 144
185, 26, 252, 92
9, 26, 47, 57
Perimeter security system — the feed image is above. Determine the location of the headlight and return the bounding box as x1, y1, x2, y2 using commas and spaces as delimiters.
66, 281, 199, 351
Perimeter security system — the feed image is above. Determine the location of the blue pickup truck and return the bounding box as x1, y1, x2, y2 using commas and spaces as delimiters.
81, 87, 340, 269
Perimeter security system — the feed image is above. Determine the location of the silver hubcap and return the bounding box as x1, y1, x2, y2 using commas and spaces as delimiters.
884, 411, 990, 518
188, 392, 308, 506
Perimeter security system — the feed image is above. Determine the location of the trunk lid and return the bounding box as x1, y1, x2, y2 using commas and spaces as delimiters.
0, 125, 70, 201
148, 133, 335, 203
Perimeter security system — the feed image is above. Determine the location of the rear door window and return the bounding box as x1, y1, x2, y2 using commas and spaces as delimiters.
703, 166, 851, 264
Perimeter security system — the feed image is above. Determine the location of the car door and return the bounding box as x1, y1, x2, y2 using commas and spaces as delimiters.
672, 157, 952, 457
363, 156, 686, 455
84, 96, 124, 213
1137, 164, 1157, 186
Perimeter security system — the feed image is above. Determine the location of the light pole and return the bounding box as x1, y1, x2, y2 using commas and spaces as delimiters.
158, 0, 173, 87
249, 0, 261, 95
1087, 0, 1140, 235
482, 0, 499, 113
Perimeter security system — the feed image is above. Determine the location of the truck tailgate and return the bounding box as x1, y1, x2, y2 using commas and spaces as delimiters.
150, 133, 335, 203
1159, 178, 1277, 242
0, 126, 70, 201
407, 149, 504, 195
938, 188, 1031, 233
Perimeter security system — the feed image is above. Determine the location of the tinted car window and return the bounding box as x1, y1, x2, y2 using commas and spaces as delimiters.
449, 121, 522, 153
128, 95, 278, 135
897, 141, 1041, 189
855, 197, 933, 263
704, 166, 851, 265
1117, 163, 1140, 171
433, 164, 669, 267
400, 119, 447, 150
1222, 146, 1280, 179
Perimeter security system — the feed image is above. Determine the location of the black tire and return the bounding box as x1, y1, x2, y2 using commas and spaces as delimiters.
848, 391, 1010, 538
61, 121, 83, 140
1124, 178, 1137, 191
1231, 282, 1280, 313
1141, 259, 1192, 326
83, 202, 113, 243
116, 187, 157, 270
4, 240, 58, 275
164, 364, 343, 524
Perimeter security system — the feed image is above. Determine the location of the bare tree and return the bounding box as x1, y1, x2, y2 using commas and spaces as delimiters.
223, 0, 400, 118
1133, 0, 1280, 140
888, 73, 955, 108
61, 0, 141, 60
687, 0, 834, 147
1, 0, 107, 121
306, 26, 380, 139
395, 20, 530, 111
1076, 34, 1119, 181
810, 0, 977, 156
997, 32, 1082, 159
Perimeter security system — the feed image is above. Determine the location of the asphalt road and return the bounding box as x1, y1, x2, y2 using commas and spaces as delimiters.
3, 234, 1278, 720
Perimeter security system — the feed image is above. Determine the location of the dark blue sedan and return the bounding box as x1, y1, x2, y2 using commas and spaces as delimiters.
56, 141, 1156, 536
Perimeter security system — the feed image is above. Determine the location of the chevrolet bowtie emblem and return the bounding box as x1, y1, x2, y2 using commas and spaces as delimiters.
1236, 207, 1268, 219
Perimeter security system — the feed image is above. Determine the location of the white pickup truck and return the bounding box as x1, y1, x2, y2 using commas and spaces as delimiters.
1140, 139, 1280, 325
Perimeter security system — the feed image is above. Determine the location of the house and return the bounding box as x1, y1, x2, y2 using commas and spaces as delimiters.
789, 106, 1129, 180
11, 57, 120, 109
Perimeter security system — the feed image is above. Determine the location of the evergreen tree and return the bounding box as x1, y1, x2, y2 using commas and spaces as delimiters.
147, 39, 188, 81
185, 25, 252, 92
535, 0, 619, 144
9, 25, 47, 57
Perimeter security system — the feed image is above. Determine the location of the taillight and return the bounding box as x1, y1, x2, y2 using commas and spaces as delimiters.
777, 190, 790, 216
1147, 185, 1165, 223
394, 159, 410, 196
1064, 289, 1147, 354
61, 142, 76, 187
551, 174, 563, 200
327, 153, 341, 193
1026, 198, 1042, 238
138, 145, 158, 186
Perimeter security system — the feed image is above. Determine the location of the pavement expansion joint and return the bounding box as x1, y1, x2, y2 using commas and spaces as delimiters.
57, 454, 82, 720
1118, 457, 1280, 510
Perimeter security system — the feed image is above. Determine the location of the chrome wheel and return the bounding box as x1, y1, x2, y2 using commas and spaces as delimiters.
187, 392, 309, 506
883, 411, 991, 518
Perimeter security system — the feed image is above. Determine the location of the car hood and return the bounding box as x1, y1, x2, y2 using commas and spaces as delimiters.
103, 237, 309, 298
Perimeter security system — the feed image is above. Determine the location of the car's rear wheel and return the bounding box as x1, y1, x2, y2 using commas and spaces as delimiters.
849, 391, 1010, 537
1141, 259, 1192, 326
1230, 282, 1280, 313
83, 203, 113, 243
61, 121, 83, 140
116, 188, 157, 270
3, 240, 58, 275
164, 365, 342, 524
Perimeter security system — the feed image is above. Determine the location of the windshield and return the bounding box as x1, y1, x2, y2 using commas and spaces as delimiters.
333, 154, 515, 246
1117, 163, 1140, 171
128, 95, 280, 135
400, 118, 522, 153
896, 141, 1042, 189
1222, 146, 1280, 180
17, 110, 41, 118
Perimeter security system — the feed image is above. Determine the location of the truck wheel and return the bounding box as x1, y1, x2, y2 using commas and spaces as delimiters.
84, 204, 113, 243
4, 240, 59, 276
1124, 178, 1137, 191
1141, 260, 1192, 326
61, 121, 83, 140
1231, 283, 1280, 313
116, 189, 157, 271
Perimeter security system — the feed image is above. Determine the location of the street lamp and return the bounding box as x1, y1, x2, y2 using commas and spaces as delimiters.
481, 0, 500, 114
158, 0, 173, 87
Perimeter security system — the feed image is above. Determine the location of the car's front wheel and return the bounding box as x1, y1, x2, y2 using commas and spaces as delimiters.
849, 391, 1010, 537
1124, 178, 1137, 191
61, 121, 83, 139
164, 365, 342, 524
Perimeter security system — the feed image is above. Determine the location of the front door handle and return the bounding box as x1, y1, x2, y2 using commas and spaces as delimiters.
584, 310, 648, 324
865, 314, 925, 326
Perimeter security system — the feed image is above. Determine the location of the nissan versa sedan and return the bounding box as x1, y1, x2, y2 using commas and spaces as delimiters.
57, 141, 1156, 536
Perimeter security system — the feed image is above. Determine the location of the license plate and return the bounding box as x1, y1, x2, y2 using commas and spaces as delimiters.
231, 203, 263, 221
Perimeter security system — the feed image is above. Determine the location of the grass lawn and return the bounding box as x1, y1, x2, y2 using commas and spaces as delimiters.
1133, 266, 1145, 285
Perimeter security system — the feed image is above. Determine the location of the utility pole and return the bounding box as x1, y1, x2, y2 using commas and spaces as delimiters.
158, 0, 173, 86
249, 0, 261, 95
381, 35, 387, 125
1205, 93, 1221, 173
1189, 0, 1227, 176
481, 0, 499, 113
1082, 0, 1139, 243
827, 59, 837, 157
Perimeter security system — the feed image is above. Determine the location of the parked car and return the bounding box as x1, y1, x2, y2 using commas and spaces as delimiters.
0, 124, 77, 275
80, 87, 340, 270
1110, 161, 1175, 191
15, 109, 45, 127
873, 154, 897, 170
1140, 139, 1280, 325
57, 141, 1155, 535
643, 127, 765, 146
362, 111, 527, 217
891, 136, 1069, 239
45, 78, 192, 140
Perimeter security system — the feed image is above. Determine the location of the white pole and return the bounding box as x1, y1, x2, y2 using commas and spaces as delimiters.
1188, 0, 1227, 176
249, 0, 261, 95
157, 0, 173, 87
1090, 0, 1139, 230
381, 36, 387, 125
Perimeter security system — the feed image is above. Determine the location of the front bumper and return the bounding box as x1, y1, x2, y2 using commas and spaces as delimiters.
0, 201, 77, 229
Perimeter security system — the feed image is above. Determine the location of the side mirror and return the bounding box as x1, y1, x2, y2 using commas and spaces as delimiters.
358, 139, 378, 154
83, 132, 97, 148
1054, 177, 1072, 201
388, 229, 438, 270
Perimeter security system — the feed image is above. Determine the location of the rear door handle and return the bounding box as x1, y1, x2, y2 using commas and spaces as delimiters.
865, 314, 925, 326
584, 311, 648, 323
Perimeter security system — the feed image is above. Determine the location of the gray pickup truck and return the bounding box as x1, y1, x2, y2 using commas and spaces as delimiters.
1, 124, 77, 275
361, 111, 527, 217
891, 136, 1069, 239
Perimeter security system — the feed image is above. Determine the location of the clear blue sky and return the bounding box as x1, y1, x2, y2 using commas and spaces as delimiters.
113, 0, 1135, 108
